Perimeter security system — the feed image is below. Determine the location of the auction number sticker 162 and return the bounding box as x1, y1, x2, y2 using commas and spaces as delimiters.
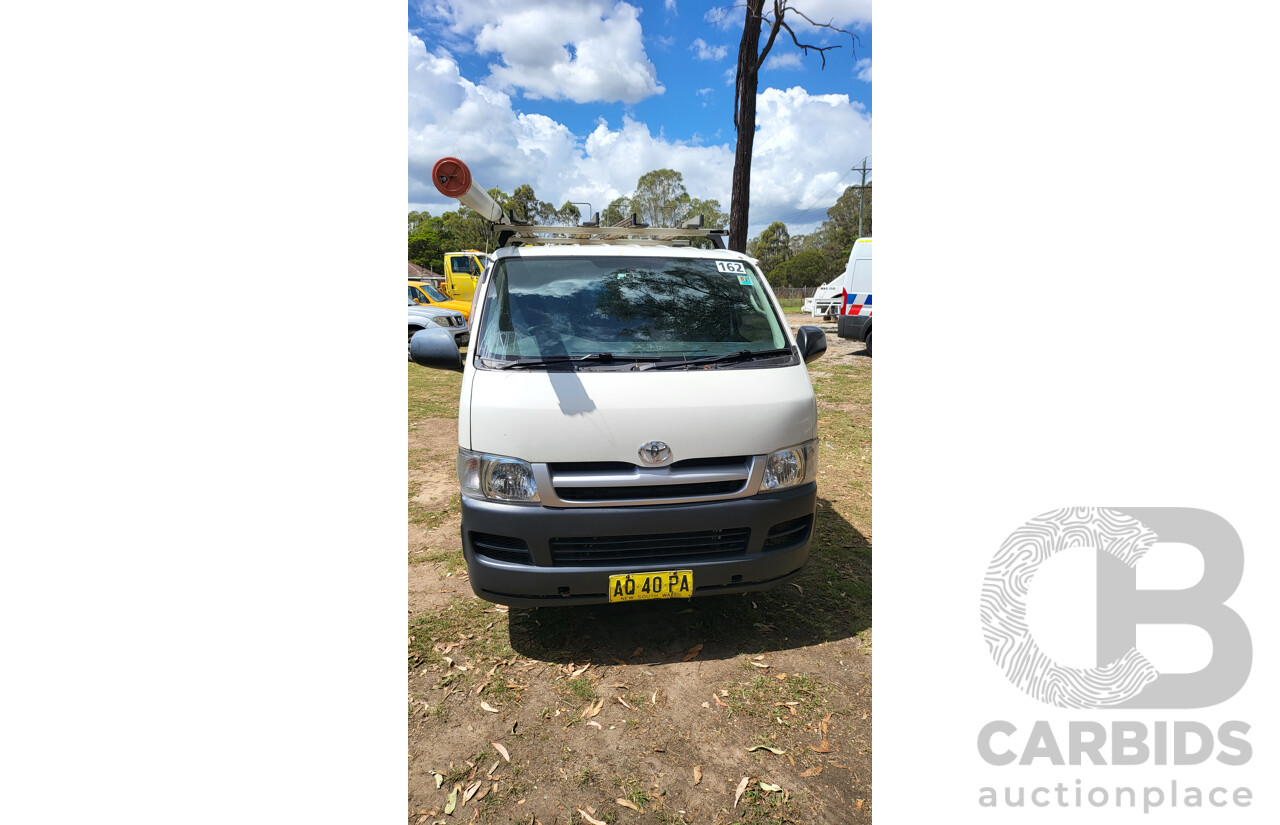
715, 261, 746, 274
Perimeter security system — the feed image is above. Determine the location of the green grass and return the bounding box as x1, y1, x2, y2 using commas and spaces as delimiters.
408, 363, 464, 420
777, 298, 805, 313
408, 486, 460, 531
408, 545, 466, 574
613, 776, 651, 810
726, 673, 827, 720
408, 597, 515, 675
735, 782, 797, 824
563, 676, 597, 701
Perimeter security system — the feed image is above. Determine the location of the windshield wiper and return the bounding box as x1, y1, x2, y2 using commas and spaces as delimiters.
648, 347, 794, 370
492, 353, 662, 370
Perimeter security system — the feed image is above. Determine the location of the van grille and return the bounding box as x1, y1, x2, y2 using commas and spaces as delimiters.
555, 481, 744, 502
542, 456, 757, 507
549, 528, 751, 567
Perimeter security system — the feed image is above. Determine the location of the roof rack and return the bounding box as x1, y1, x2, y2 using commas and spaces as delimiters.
431, 157, 728, 250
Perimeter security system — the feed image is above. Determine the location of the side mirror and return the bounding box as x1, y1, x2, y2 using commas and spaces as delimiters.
410, 327, 464, 372
794, 325, 827, 364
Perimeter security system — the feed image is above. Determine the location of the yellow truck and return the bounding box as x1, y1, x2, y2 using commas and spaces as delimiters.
440, 251, 486, 303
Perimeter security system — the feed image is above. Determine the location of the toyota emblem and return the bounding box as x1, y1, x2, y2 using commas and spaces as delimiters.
638, 441, 672, 465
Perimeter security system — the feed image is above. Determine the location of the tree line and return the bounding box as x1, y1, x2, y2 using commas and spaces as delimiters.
408, 168, 869, 289
408, 169, 729, 274
745, 180, 871, 288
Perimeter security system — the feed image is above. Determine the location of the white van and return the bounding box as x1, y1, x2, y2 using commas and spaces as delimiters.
410, 192, 828, 607
835, 237, 872, 356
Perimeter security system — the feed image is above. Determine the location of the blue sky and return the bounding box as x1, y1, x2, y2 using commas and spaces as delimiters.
409, 1, 871, 237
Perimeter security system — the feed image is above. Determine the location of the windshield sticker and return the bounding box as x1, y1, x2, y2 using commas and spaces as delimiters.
737, 274, 754, 285
715, 260, 746, 274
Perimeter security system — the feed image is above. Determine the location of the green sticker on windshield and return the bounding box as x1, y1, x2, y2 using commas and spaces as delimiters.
737, 274, 754, 285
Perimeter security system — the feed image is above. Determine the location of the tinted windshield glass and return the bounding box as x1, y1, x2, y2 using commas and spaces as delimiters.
475, 255, 787, 362
420, 282, 450, 302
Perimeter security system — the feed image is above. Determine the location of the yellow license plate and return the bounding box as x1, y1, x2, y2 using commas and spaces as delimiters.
608, 570, 694, 603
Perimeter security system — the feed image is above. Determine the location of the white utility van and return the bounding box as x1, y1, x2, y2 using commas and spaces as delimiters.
411, 157, 829, 607
835, 237, 872, 356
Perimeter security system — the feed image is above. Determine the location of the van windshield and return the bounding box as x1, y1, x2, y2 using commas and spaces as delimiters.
474, 255, 789, 365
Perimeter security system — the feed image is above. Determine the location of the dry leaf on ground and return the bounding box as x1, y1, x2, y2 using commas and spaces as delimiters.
480, 701, 500, 713
615, 799, 641, 812
800, 765, 823, 777
712, 694, 728, 708
444, 787, 458, 816
749, 661, 770, 669
578, 809, 607, 825
733, 777, 750, 808
747, 745, 786, 755
491, 742, 510, 762
856, 799, 865, 810
760, 782, 783, 793
682, 643, 704, 661
693, 766, 702, 785
462, 781, 481, 805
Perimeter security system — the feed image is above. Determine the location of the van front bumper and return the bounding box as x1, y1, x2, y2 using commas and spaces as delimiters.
459, 483, 817, 607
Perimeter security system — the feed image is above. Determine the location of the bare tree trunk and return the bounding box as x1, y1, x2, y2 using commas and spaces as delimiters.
729, 0, 766, 253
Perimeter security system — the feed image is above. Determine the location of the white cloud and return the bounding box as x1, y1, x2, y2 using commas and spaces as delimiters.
430, 0, 664, 104
690, 38, 729, 61
408, 36, 870, 237
703, 6, 740, 29
788, 0, 872, 28
743, 86, 872, 233
856, 57, 872, 82
764, 52, 803, 71
664, 0, 676, 13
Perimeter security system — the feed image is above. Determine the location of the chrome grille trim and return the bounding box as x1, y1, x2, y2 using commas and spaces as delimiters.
534, 456, 765, 507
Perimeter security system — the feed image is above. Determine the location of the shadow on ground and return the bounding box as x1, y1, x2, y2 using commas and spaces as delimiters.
507, 497, 870, 664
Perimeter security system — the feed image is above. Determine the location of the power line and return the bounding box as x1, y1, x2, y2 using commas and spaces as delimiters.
785, 168, 858, 228
850, 157, 871, 238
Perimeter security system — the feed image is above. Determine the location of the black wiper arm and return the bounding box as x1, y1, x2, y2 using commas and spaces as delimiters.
649, 347, 793, 370
494, 353, 661, 370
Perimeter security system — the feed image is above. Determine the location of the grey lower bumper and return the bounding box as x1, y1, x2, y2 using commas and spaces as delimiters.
460, 483, 817, 606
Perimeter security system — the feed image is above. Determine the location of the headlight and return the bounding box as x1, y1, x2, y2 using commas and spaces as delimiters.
431, 314, 460, 328
759, 439, 818, 492
457, 449, 539, 502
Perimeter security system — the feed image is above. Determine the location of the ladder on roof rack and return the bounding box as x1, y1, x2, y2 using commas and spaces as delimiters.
431, 157, 728, 250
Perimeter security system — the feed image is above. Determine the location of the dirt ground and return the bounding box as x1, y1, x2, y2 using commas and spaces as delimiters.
409, 314, 871, 824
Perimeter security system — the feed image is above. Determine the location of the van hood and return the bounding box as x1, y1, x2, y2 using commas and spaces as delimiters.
464, 366, 817, 464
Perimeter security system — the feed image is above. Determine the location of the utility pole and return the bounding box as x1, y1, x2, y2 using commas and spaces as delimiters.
851, 157, 871, 238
